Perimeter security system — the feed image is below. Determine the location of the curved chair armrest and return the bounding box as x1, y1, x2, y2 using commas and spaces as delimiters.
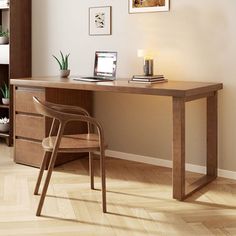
33, 96, 98, 136
59, 111, 105, 142
43, 100, 90, 117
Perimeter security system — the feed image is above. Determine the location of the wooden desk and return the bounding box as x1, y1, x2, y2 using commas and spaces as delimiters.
11, 77, 223, 201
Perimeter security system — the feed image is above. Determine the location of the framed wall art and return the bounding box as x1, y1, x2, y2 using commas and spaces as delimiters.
89, 6, 112, 36
129, 0, 169, 13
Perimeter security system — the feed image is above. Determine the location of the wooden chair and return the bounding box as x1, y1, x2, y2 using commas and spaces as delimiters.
32, 96, 106, 216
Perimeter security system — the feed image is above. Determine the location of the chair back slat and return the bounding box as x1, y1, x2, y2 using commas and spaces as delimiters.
33, 96, 64, 121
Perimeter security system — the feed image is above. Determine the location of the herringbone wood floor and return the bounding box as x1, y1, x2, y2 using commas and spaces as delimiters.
0, 143, 236, 236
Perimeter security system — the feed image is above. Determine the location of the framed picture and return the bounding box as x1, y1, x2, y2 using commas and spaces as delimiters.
89, 6, 112, 36
129, 0, 169, 13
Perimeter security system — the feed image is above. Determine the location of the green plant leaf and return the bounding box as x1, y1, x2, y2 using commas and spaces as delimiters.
65, 54, 70, 70
5, 83, 9, 98
53, 55, 63, 70
60, 51, 66, 70
0, 82, 9, 98
0, 87, 5, 98
0, 25, 9, 37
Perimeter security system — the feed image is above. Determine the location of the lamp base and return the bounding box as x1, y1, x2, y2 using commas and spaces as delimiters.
143, 59, 154, 76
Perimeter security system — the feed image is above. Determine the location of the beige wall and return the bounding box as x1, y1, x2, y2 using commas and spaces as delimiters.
32, 0, 236, 171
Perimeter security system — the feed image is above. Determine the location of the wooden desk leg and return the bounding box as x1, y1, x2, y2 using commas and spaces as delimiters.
207, 92, 218, 178
173, 97, 186, 200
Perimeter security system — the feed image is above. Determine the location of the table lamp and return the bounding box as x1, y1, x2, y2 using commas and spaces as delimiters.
137, 49, 154, 76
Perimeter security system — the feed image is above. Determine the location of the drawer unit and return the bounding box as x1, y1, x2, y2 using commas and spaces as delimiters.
14, 87, 46, 167
15, 139, 44, 167
15, 114, 45, 140
15, 88, 45, 114
13, 85, 92, 168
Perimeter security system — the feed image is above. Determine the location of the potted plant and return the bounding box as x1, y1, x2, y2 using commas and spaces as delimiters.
0, 25, 9, 44
53, 51, 70, 78
0, 82, 9, 105
0, 117, 9, 133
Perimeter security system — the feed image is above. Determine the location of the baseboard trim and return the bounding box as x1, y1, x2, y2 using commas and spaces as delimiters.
105, 150, 236, 181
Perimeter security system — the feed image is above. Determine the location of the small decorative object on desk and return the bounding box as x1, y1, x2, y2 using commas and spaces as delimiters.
143, 59, 153, 76
129, 75, 168, 84
0, 82, 9, 105
0, 25, 9, 44
53, 51, 70, 78
137, 49, 157, 76
0, 117, 9, 133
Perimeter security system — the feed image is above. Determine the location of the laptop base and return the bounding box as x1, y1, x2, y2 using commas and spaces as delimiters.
73, 77, 115, 82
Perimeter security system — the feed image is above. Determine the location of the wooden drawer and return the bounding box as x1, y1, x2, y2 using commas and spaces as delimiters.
15, 139, 85, 168
15, 114, 45, 140
15, 139, 44, 167
15, 88, 45, 114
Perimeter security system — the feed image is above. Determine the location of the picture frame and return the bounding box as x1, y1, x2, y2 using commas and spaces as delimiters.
89, 6, 112, 36
129, 0, 169, 13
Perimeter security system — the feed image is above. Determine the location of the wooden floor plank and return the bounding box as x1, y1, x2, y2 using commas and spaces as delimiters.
0, 142, 236, 235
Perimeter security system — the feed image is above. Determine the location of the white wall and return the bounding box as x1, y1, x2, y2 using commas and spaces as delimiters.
32, 0, 236, 172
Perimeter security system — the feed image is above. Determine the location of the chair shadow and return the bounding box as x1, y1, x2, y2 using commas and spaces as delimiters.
40, 215, 160, 235
45, 183, 236, 212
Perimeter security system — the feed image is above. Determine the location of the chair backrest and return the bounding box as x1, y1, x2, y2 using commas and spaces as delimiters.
33, 96, 64, 121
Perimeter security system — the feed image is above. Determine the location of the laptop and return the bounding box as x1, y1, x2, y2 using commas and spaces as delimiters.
74, 51, 117, 82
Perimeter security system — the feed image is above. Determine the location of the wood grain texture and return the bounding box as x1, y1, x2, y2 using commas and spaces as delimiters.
173, 97, 186, 200
13, 86, 93, 168
32, 98, 106, 216
12, 79, 222, 199
15, 88, 45, 114
15, 138, 44, 167
42, 134, 101, 152
45, 88, 93, 135
207, 92, 218, 177
9, 0, 31, 78
15, 114, 45, 140
1, 143, 236, 236
10, 77, 223, 98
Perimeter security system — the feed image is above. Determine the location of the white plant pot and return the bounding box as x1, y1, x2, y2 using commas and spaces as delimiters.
0, 36, 9, 45
2, 98, 9, 105
0, 123, 9, 133
60, 70, 70, 78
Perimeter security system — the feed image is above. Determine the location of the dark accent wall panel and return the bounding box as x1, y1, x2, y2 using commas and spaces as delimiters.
9, 0, 31, 78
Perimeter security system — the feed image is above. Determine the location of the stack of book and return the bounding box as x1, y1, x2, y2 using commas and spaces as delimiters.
129, 75, 167, 84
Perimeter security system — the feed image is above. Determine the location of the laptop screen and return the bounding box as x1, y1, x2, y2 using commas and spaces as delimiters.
94, 51, 117, 78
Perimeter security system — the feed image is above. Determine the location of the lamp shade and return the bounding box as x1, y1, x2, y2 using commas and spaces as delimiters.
137, 49, 155, 59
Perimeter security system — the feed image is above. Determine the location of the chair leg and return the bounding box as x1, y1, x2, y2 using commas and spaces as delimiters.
89, 152, 94, 189
36, 123, 65, 216
100, 148, 106, 213
36, 148, 59, 216
34, 152, 51, 195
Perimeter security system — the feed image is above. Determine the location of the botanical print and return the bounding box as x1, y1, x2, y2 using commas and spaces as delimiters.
89, 6, 111, 35
95, 13, 105, 28
133, 0, 166, 8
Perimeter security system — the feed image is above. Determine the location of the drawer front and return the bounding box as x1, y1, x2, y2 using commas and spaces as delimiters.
15, 88, 45, 114
15, 114, 45, 140
15, 139, 44, 167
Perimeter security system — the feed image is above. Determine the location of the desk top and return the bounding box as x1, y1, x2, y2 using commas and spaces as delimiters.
10, 77, 223, 98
